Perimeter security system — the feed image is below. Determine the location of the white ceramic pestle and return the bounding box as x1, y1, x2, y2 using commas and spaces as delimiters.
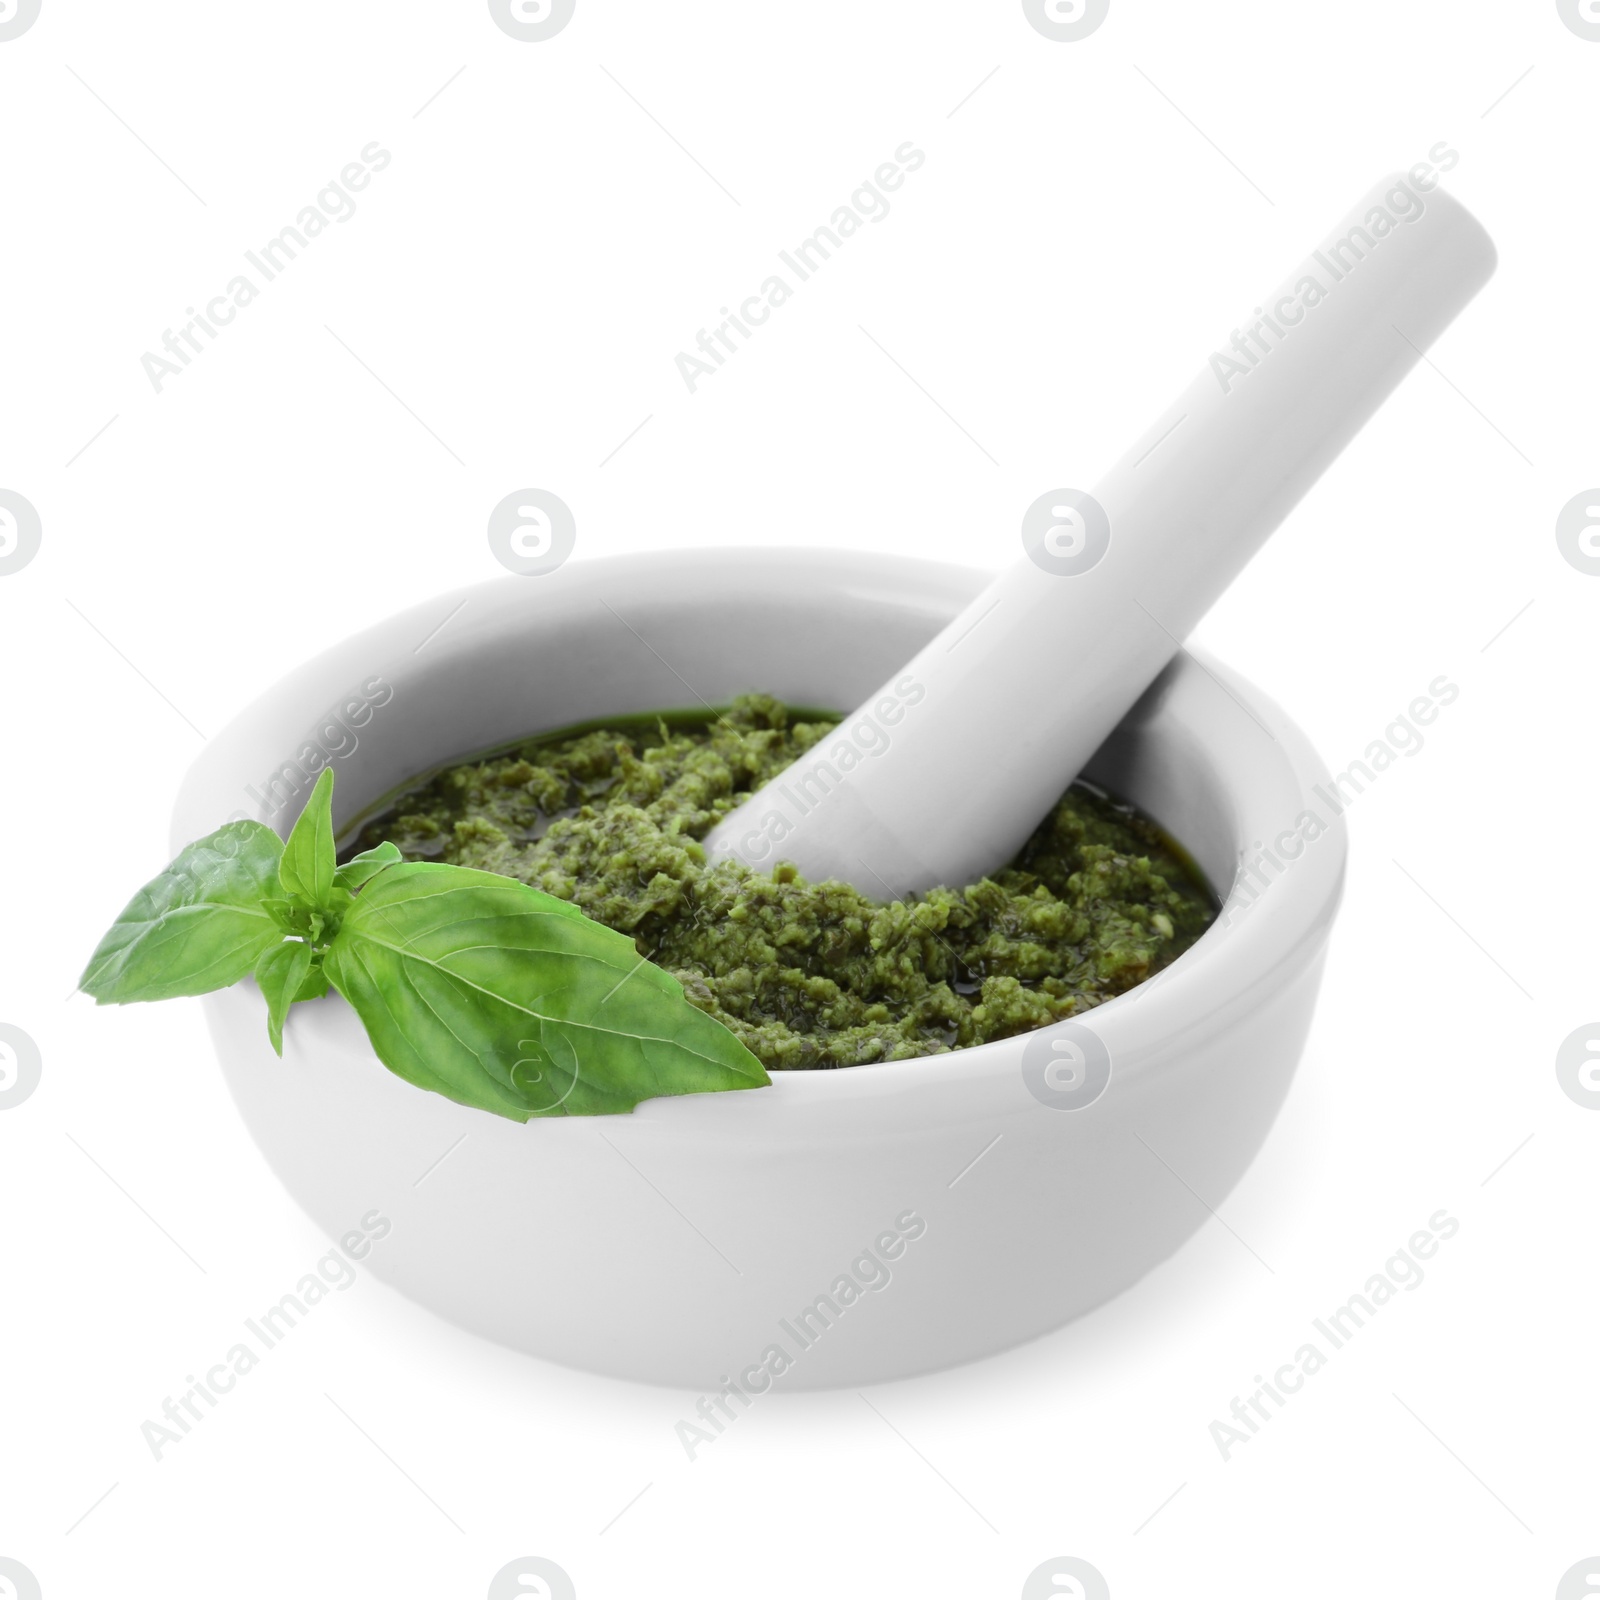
704, 172, 1497, 896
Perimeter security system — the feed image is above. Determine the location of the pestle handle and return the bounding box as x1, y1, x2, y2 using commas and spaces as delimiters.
705, 173, 1497, 896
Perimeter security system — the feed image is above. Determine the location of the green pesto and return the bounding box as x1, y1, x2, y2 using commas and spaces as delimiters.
351, 695, 1217, 1071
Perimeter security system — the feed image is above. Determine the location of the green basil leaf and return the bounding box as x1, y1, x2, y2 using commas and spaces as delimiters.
333, 839, 404, 893
81, 822, 287, 1003
261, 897, 300, 931
295, 964, 331, 1003
322, 861, 770, 1121
254, 941, 314, 1056
279, 767, 337, 909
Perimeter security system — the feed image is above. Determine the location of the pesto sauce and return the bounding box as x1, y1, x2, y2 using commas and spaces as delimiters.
351, 695, 1217, 1070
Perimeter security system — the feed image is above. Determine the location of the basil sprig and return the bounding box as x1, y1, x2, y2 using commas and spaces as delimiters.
80, 769, 770, 1120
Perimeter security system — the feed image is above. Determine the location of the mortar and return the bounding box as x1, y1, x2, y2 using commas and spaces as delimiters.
174, 548, 1344, 1389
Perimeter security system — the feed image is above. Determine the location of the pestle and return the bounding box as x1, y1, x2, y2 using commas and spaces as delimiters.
704, 172, 1497, 897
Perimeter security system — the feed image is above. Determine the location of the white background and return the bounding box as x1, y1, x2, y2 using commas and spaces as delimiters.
2, 1, 1595, 1596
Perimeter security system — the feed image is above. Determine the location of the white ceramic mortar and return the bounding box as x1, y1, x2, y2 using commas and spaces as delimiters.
174, 549, 1344, 1390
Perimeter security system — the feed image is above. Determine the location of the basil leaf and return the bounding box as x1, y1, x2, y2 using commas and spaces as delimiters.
255, 941, 314, 1056
333, 839, 404, 893
81, 822, 287, 1003
279, 767, 337, 909
295, 965, 331, 1003
322, 861, 770, 1121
